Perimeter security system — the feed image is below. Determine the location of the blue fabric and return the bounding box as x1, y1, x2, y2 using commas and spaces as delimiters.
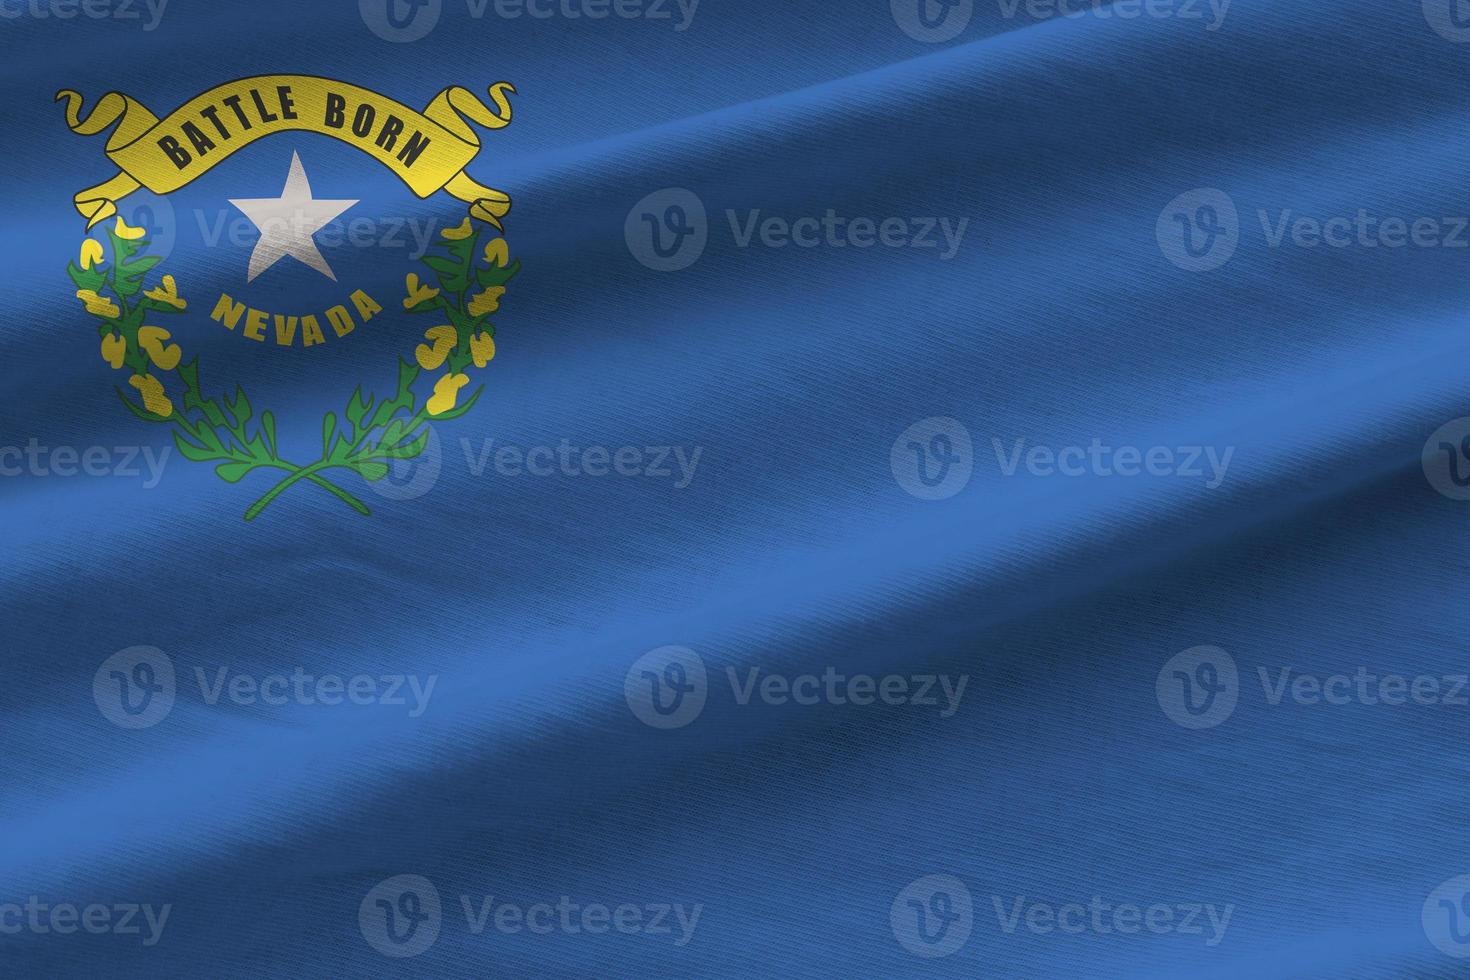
4, 0, 1470, 976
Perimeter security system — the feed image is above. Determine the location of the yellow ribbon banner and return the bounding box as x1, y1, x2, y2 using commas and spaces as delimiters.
58, 75, 515, 229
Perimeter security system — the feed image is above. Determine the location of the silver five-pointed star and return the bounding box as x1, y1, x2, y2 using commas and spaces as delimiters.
230, 151, 358, 282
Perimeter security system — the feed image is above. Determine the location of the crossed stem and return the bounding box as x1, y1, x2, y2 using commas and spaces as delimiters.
243, 460, 367, 521
241, 403, 435, 521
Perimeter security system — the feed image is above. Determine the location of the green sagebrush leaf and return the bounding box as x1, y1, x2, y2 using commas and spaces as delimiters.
227, 385, 252, 427
196, 426, 226, 453
118, 255, 161, 280
106, 228, 141, 265
322, 412, 337, 457
475, 258, 521, 289
261, 411, 277, 457
67, 262, 106, 293
441, 233, 475, 266
113, 272, 144, 298
177, 359, 200, 391
367, 360, 417, 428
172, 431, 218, 462
345, 386, 372, 434
200, 400, 228, 428
381, 430, 428, 460
422, 255, 469, 293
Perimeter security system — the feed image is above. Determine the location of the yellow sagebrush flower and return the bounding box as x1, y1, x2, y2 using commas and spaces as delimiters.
114, 216, 146, 240
426, 372, 469, 416
467, 286, 504, 317
76, 289, 120, 319
138, 326, 181, 371
414, 325, 457, 370
144, 274, 186, 310
404, 273, 440, 309
482, 237, 508, 267
441, 217, 474, 240
100, 333, 126, 370
469, 331, 495, 368
128, 373, 173, 417
79, 238, 105, 270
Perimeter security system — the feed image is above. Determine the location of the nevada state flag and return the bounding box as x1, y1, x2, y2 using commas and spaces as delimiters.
4, 0, 1470, 977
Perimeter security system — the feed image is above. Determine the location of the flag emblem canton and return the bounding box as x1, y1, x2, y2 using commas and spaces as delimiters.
60, 76, 523, 521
